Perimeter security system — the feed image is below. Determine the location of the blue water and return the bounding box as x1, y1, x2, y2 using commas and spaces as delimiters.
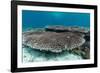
22, 10, 90, 31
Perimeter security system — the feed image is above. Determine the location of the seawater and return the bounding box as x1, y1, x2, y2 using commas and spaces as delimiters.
22, 10, 90, 31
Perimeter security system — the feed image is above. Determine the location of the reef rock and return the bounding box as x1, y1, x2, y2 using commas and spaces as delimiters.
45, 25, 89, 34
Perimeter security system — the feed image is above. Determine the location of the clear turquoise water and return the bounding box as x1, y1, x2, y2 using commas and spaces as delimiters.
22, 10, 90, 31
22, 10, 90, 63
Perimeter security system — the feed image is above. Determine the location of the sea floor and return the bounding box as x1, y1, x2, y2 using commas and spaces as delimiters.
22, 47, 83, 63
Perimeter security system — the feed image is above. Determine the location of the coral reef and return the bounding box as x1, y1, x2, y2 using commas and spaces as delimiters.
22, 26, 90, 61
45, 25, 89, 33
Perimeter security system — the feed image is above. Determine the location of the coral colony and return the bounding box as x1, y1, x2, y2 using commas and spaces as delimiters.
22, 26, 90, 62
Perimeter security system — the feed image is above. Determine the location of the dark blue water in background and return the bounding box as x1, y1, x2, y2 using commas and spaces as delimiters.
22, 10, 90, 31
